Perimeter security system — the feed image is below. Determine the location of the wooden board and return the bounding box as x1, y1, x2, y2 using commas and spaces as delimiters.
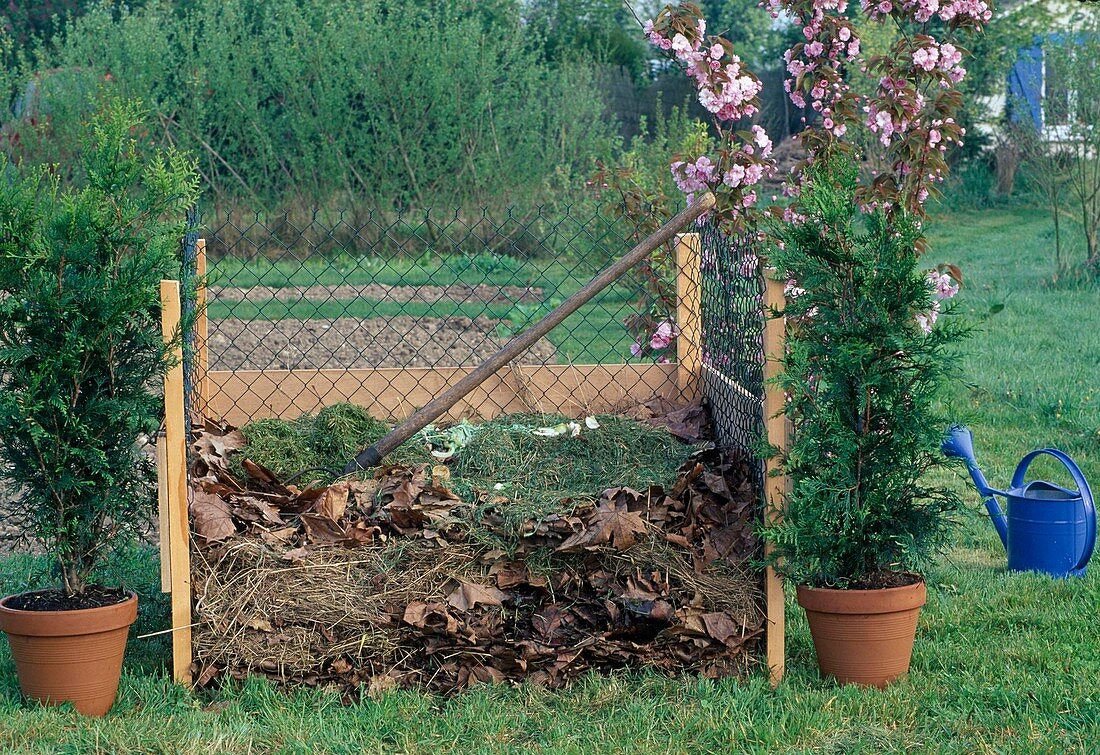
762, 271, 788, 687
161, 279, 193, 686
701, 362, 762, 405
156, 433, 170, 593
203, 362, 680, 425
676, 233, 703, 403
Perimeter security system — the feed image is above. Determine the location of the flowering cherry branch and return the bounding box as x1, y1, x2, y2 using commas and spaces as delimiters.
642, 3, 777, 234
606, 0, 986, 356
767, 0, 991, 214
642, 0, 989, 219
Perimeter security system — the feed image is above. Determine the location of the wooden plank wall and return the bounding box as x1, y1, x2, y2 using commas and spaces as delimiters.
203, 363, 680, 425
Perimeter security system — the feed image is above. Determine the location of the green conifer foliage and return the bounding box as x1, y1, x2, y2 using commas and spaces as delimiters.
763, 155, 966, 588
0, 99, 199, 595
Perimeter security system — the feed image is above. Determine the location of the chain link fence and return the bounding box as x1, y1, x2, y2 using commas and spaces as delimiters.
184, 205, 672, 425
165, 203, 779, 684
179, 204, 771, 460
698, 220, 768, 473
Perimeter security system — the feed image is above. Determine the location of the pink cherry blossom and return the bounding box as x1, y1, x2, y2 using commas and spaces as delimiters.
649, 320, 679, 350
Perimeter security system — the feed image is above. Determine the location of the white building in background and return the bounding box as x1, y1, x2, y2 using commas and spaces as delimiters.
991, 0, 1097, 142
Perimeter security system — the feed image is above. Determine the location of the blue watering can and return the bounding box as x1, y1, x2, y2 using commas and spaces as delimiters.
943, 425, 1096, 578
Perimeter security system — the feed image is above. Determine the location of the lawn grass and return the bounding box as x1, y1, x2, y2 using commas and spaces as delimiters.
2, 205, 1099, 753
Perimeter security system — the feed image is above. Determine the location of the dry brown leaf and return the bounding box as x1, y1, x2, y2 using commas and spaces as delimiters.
300, 513, 348, 544
348, 479, 379, 508
344, 521, 382, 546
647, 403, 708, 443
315, 482, 349, 521
259, 526, 297, 547
532, 605, 564, 641
192, 430, 246, 470
190, 491, 236, 542
241, 458, 279, 484
237, 496, 285, 525
461, 665, 505, 686
557, 497, 648, 552
367, 674, 399, 698
701, 612, 742, 647
431, 465, 451, 487
402, 601, 458, 634
293, 485, 328, 505
649, 601, 673, 622
192, 663, 221, 688
446, 580, 507, 612
489, 561, 529, 589
245, 617, 274, 632
281, 546, 311, 562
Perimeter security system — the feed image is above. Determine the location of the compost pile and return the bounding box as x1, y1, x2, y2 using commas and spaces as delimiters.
188, 408, 764, 694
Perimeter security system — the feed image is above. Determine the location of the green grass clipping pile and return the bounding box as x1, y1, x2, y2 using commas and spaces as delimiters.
237, 405, 698, 533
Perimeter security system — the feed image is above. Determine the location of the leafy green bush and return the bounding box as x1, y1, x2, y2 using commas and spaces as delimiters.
763, 156, 966, 588
8, 0, 619, 213
0, 99, 199, 595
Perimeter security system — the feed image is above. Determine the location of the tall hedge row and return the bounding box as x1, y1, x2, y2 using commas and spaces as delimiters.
5, 0, 621, 211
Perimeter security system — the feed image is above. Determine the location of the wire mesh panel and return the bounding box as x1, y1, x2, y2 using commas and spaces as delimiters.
698, 221, 767, 469
184, 204, 709, 426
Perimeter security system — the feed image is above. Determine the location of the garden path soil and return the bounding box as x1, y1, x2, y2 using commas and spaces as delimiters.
207, 316, 557, 371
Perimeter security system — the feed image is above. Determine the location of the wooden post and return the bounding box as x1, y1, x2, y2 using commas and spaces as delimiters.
193, 239, 210, 421
161, 279, 193, 686
763, 270, 788, 687
676, 233, 703, 403
156, 433, 171, 593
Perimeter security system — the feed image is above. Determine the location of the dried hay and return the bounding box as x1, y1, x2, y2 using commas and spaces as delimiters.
188, 408, 765, 694
192, 539, 480, 679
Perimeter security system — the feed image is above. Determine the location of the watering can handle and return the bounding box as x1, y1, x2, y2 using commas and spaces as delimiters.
1012, 449, 1096, 571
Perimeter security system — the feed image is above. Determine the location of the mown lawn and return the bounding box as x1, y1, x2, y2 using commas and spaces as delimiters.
1, 205, 1098, 753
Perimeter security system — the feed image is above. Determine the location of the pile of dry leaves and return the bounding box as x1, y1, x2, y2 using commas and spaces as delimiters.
187, 415, 764, 695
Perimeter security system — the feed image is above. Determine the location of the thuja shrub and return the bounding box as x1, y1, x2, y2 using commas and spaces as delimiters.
764, 155, 966, 587
0, 99, 199, 595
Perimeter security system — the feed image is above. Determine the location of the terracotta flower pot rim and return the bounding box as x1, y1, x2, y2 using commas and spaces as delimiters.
0, 591, 138, 637
796, 579, 926, 615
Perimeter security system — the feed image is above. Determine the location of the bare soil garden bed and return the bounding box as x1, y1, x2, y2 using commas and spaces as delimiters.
209, 283, 544, 306
207, 316, 556, 371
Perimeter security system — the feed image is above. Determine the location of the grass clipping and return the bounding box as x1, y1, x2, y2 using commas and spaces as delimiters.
189, 406, 764, 693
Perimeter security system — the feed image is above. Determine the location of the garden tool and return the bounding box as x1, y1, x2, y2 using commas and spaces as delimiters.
942, 425, 1096, 578
341, 192, 716, 475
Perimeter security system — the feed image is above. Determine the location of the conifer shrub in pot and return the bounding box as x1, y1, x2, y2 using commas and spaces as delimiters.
0, 100, 198, 716
621, 0, 984, 688
763, 155, 966, 688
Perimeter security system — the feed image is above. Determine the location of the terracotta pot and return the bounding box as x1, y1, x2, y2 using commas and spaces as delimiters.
0, 591, 138, 716
796, 580, 925, 688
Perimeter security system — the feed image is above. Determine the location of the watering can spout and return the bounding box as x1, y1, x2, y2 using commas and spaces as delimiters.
942, 425, 1010, 551
942, 424, 975, 462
